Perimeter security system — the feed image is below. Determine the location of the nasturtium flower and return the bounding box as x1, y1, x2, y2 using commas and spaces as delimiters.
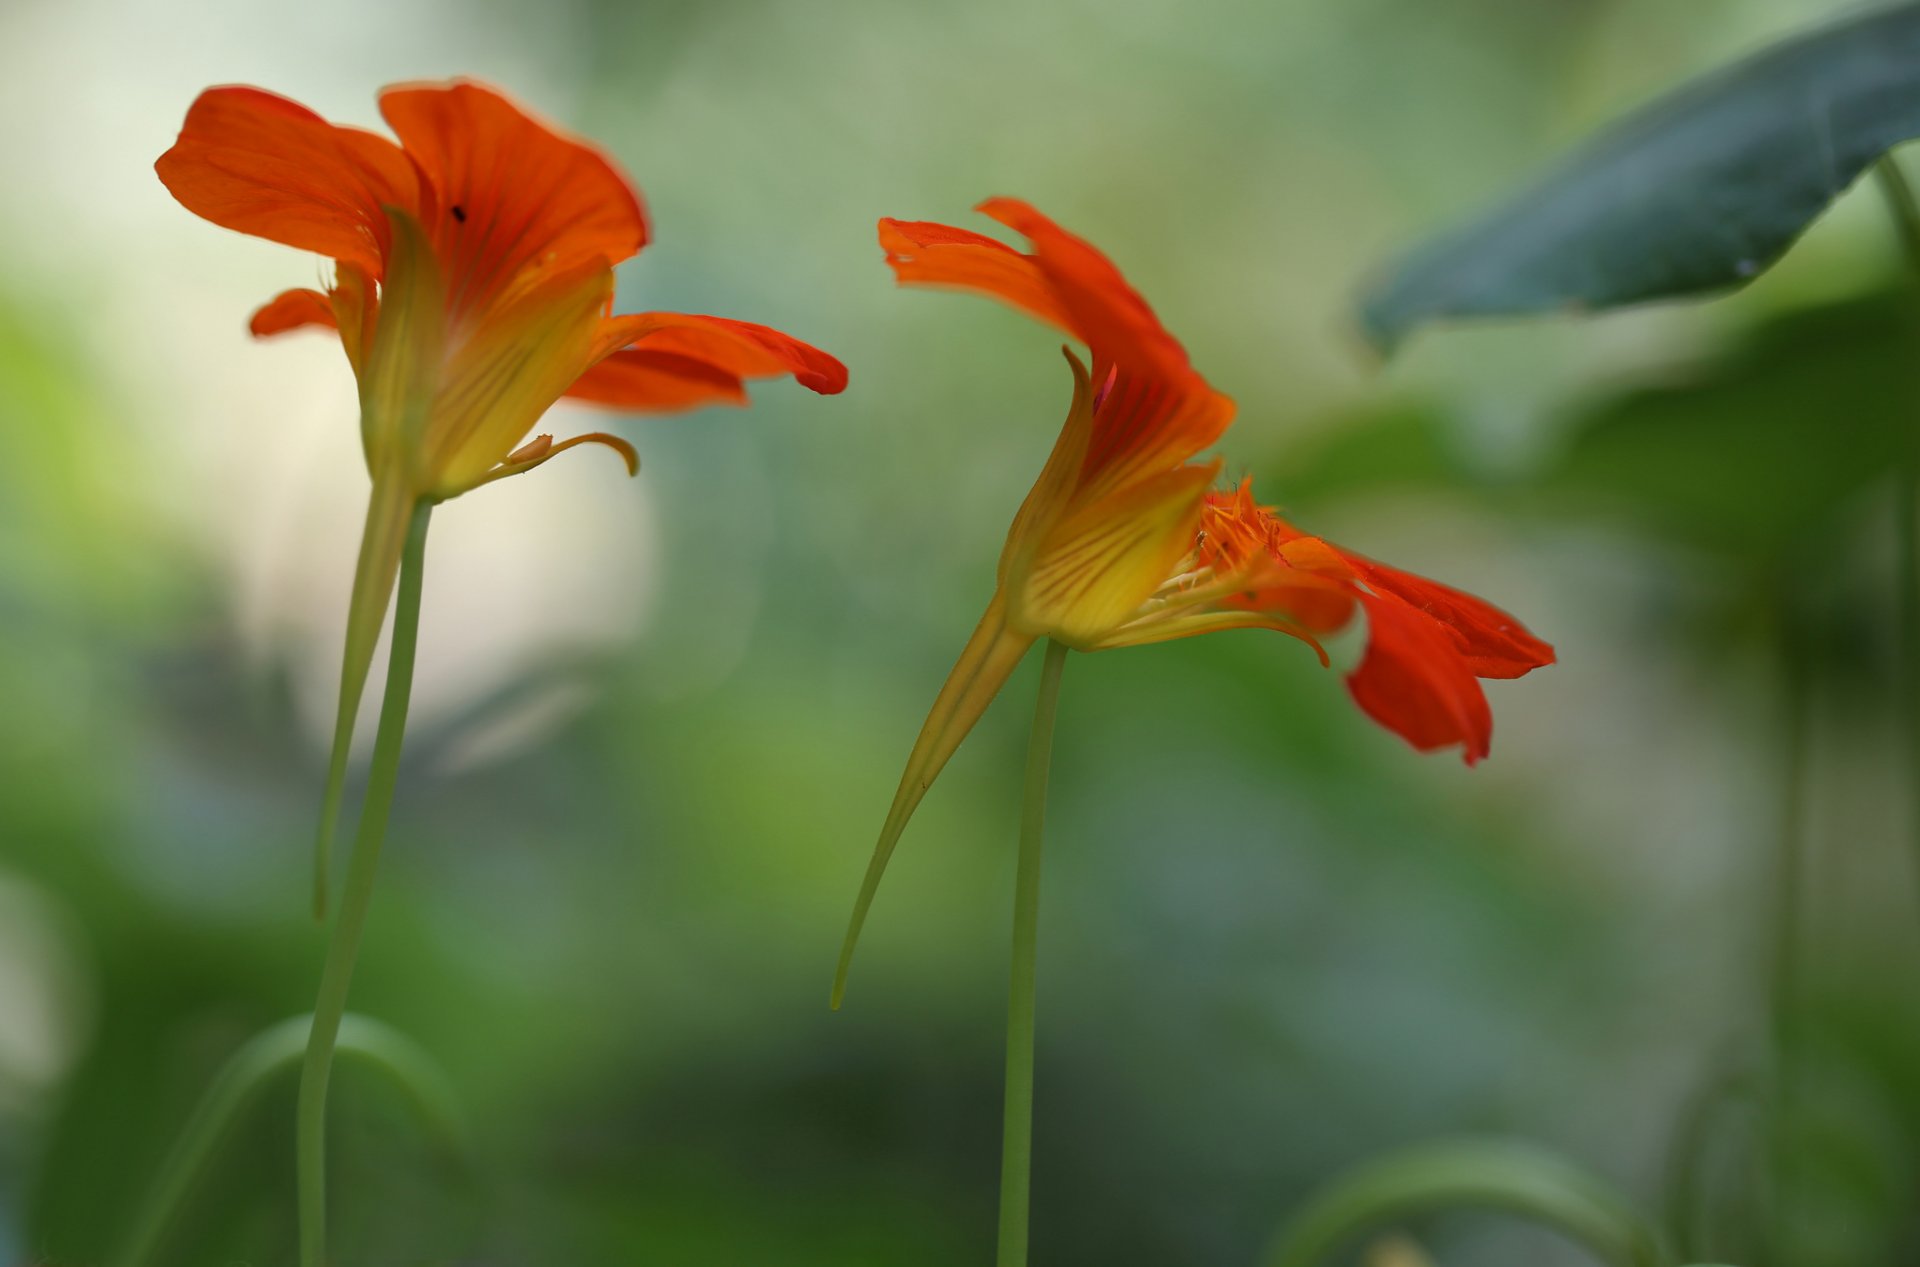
839, 201, 1551, 991
157, 79, 847, 905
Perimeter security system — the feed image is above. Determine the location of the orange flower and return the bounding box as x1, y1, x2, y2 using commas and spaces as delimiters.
837, 200, 1550, 996
157, 80, 847, 905
1193, 479, 1555, 764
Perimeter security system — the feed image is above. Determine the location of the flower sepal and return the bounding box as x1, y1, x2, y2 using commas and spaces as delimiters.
453, 430, 641, 496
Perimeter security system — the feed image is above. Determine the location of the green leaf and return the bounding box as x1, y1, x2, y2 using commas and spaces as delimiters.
1531, 286, 1916, 560
1261, 1138, 1671, 1267
1274, 288, 1917, 567
1361, 2, 1920, 350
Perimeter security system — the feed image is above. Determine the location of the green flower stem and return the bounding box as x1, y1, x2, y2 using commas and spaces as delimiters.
997, 638, 1068, 1267
1874, 154, 1920, 925
297, 497, 432, 1267
116, 1013, 468, 1267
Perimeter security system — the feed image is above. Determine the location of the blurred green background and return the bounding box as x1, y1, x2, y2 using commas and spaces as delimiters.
3, 0, 1920, 1262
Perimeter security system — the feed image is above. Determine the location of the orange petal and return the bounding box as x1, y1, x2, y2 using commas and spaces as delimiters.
249, 287, 338, 337
156, 86, 417, 277
1012, 460, 1220, 645
879, 216, 1073, 333
378, 80, 647, 310
567, 348, 749, 412
569, 311, 849, 410
1347, 595, 1495, 765
832, 592, 1036, 1007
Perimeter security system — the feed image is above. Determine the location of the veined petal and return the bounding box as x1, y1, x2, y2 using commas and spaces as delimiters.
156, 86, 417, 276
250, 287, 337, 337
378, 80, 647, 314
833, 592, 1036, 1006
423, 259, 614, 496
570, 311, 849, 410
1347, 595, 1495, 765
1075, 368, 1236, 506
1012, 460, 1220, 646
879, 202, 1197, 386
977, 197, 1193, 382
998, 348, 1097, 585
566, 348, 749, 412
358, 209, 446, 476
879, 216, 1073, 332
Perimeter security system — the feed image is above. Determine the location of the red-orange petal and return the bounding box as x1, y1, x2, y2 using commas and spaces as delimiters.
568, 311, 848, 410
1346, 595, 1495, 764
377, 80, 648, 308
879, 202, 1195, 387
249, 287, 338, 337
1075, 367, 1236, 504
1342, 556, 1556, 679
156, 86, 418, 276
976, 197, 1193, 383
879, 217, 1073, 333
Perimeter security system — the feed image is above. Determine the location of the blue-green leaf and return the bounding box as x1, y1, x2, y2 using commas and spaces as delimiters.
1362, 2, 1920, 350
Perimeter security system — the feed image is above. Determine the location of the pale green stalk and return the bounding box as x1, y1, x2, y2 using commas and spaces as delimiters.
997, 639, 1068, 1267
1873, 155, 1920, 923
116, 1013, 466, 1267
297, 497, 432, 1267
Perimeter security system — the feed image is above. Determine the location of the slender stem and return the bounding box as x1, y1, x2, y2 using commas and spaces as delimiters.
997, 639, 1069, 1267
1874, 156, 1920, 266
1763, 587, 1811, 1252
296, 497, 432, 1267
1874, 154, 1920, 925
116, 1014, 470, 1267
1765, 594, 1811, 1052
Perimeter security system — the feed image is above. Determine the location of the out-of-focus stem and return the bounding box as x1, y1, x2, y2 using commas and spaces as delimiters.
1765, 596, 1811, 1053
997, 639, 1068, 1267
296, 497, 432, 1267
116, 1013, 468, 1267
1872, 155, 1920, 923
1762, 585, 1813, 1253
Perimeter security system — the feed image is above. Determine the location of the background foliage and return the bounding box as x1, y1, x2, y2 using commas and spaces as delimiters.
1, 0, 1917, 1262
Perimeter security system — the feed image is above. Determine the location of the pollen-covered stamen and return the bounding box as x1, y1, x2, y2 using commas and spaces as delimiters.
1113, 553, 1282, 630
1150, 564, 1217, 598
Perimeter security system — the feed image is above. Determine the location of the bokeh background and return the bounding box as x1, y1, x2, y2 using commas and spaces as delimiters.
3, 0, 1919, 1262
